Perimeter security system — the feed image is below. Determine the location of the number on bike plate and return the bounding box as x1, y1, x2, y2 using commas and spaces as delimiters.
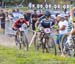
19, 27, 24, 31
44, 28, 50, 33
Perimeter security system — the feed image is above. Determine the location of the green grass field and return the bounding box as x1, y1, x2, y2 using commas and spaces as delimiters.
0, 46, 75, 64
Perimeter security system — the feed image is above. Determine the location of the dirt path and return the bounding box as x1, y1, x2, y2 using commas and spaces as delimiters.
0, 34, 16, 48
0, 31, 33, 48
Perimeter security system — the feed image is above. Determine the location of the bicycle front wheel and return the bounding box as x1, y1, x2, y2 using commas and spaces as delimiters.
47, 36, 57, 55
16, 31, 22, 49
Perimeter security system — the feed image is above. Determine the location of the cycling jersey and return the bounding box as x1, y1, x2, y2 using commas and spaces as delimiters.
13, 19, 28, 29
39, 15, 55, 26
39, 18, 52, 28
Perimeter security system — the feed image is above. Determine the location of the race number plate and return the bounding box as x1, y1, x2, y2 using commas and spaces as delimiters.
19, 27, 24, 31
44, 28, 50, 33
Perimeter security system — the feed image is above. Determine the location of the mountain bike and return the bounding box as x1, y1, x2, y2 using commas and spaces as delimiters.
35, 28, 57, 55
15, 26, 29, 51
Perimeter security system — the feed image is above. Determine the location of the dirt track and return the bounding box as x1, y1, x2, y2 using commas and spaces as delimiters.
0, 34, 16, 48
0, 31, 33, 48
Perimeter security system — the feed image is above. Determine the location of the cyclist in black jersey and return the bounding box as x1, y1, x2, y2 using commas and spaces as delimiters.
37, 11, 53, 40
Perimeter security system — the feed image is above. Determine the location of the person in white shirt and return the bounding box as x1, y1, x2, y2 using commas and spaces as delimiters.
56, 14, 68, 52
60, 14, 70, 57
58, 14, 69, 34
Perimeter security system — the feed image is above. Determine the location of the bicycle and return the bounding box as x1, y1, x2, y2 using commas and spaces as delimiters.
34, 28, 57, 55
15, 25, 29, 51
61, 34, 75, 57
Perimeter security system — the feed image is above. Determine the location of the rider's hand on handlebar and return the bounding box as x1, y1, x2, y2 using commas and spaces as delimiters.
27, 25, 29, 28
12, 27, 18, 31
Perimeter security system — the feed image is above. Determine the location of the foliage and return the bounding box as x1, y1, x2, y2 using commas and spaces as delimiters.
2, 0, 71, 6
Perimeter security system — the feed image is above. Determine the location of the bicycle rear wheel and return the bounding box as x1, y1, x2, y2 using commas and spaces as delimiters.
22, 32, 29, 51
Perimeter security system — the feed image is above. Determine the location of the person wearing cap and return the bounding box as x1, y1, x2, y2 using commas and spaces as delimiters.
32, 9, 38, 31
56, 14, 68, 52
60, 14, 72, 56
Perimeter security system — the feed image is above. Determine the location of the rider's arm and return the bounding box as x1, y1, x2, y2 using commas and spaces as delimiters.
39, 15, 45, 21
12, 20, 19, 29
38, 20, 45, 31
35, 15, 45, 28
24, 20, 29, 26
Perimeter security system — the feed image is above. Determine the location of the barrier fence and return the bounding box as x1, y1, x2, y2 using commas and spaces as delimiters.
5, 19, 16, 35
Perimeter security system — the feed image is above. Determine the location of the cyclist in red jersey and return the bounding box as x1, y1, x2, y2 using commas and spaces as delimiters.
12, 15, 29, 30
12, 15, 29, 46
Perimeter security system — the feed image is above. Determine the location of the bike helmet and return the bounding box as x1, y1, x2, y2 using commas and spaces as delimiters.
57, 14, 64, 18
19, 15, 24, 19
45, 10, 51, 17
64, 14, 69, 17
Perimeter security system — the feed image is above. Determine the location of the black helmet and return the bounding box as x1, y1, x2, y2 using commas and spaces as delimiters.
45, 10, 51, 17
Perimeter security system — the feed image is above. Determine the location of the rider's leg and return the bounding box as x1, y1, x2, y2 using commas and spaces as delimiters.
56, 34, 61, 51
38, 27, 44, 41
15, 31, 19, 43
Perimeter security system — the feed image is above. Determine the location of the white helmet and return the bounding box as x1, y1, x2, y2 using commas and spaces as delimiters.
57, 14, 64, 18
19, 15, 24, 19
51, 15, 56, 19
64, 14, 69, 17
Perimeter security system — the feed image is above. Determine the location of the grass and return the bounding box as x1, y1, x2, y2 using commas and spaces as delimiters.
0, 46, 75, 64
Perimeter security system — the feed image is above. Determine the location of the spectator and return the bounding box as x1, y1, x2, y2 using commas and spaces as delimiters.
0, 10, 5, 31
32, 10, 38, 31
5, 12, 13, 35
24, 11, 31, 24
12, 9, 23, 21
56, 14, 67, 52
